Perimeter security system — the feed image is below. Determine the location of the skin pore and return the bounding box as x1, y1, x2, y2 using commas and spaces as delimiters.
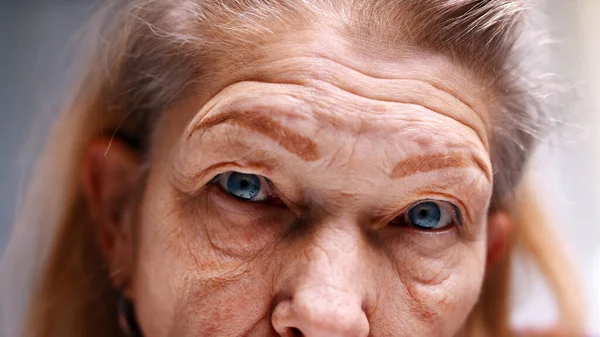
82, 30, 509, 336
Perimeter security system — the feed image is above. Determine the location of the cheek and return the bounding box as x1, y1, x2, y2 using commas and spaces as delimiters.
373, 231, 487, 336
168, 271, 273, 336
130, 183, 278, 337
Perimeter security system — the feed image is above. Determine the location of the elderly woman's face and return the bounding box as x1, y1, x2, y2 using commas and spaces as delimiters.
98, 32, 495, 336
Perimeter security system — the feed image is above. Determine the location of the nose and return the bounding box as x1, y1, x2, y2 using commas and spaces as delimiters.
271, 223, 371, 337
271, 287, 370, 337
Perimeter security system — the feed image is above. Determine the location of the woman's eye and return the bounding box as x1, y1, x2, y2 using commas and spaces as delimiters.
404, 201, 455, 230
215, 171, 273, 202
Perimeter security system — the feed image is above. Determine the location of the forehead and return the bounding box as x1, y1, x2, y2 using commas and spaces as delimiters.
203, 30, 494, 143
177, 31, 494, 154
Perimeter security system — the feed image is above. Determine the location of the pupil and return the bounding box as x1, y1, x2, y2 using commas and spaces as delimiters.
407, 201, 441, 230
226, 172, 261, 200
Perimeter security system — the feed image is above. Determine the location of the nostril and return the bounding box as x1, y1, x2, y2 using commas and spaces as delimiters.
272, 291, 369, 337
288, 327, 303, 337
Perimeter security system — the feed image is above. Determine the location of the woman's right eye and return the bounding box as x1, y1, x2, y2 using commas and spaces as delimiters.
214, 171, 274, 202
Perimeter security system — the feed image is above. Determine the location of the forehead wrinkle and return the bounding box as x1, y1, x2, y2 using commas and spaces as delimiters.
238, 56, 489, 150
208, 80, 483, 148
249, 29, 490, 101
311, 50, 486, 120
190, 109, 320, 161
390, 152, 491, 182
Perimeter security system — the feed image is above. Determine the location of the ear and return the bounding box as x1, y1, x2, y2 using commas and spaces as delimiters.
486, 211, 512, 270
81, 137, 142, 290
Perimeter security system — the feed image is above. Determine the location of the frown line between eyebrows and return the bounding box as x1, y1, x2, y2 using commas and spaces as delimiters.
189, 109, 321, 161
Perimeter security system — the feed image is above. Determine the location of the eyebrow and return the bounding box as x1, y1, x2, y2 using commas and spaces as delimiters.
390, 152, 491, 181
190, 110, 491, 180
189, 109, 320, 161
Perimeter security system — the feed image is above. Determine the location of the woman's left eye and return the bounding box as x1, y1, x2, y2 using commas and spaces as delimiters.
215, 171, 273, 202
397, 200, 458, 230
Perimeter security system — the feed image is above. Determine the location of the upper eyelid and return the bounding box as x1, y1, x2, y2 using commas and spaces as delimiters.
211, 171, 270, 184
197, 163, 271, 185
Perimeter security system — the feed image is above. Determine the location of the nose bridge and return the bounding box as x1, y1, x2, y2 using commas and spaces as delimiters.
304, 223, 363, 286
271, 219, 371, 337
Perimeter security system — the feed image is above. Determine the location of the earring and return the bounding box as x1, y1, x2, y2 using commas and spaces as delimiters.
117, 289, 142, 336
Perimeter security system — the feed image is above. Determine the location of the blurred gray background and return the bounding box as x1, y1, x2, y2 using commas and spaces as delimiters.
0, 0, 598, 333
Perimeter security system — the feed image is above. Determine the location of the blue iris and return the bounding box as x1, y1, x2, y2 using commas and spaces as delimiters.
407, 202, 441, 229
226, 172, 261, 200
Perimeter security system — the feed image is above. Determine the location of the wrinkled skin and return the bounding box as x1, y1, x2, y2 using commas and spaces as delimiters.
85, 31, 499, 337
